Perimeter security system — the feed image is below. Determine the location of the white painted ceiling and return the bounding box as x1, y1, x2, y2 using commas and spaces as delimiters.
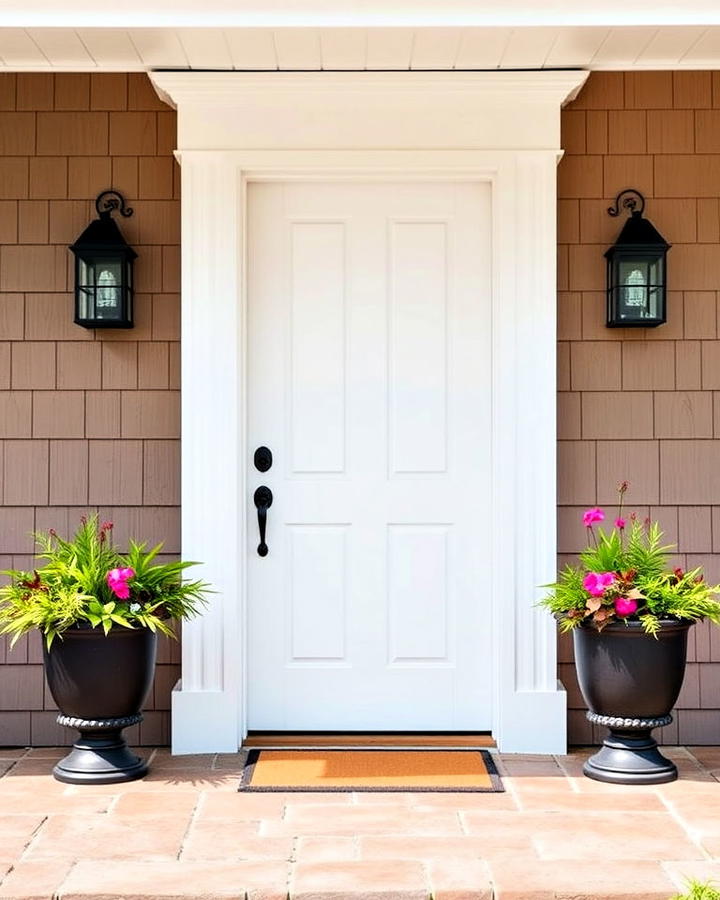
1, 26, 720, 71
3, 2, 720, 71
3, 1, 720, 28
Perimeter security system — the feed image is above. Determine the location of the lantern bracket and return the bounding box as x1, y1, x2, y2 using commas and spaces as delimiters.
608, 188, 645, 218
95, 190, 133, 220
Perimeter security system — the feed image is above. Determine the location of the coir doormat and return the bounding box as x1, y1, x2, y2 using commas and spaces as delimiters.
238, 748, 503, 792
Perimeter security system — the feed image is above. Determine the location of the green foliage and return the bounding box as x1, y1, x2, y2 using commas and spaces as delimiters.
578, 520, 671, 578
545, 565, 587, 633
671, 880, 720, 900
541, 513, 720, 635
624, 521, 669, 578
0, 516, 209, 648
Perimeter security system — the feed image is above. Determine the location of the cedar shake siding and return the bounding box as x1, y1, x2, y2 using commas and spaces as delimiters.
0, 73, 180, 746
2, 70, 720, 747
559, 71, 720, 745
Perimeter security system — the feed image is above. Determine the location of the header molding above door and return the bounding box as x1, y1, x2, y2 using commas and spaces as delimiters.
151, 70, 588, 152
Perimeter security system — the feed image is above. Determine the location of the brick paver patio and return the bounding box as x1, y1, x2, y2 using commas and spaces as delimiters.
0, 745, 719, 899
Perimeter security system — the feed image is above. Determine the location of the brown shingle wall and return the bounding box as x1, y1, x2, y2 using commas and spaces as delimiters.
559, 71, 720, 745
0, 73, 180, 747
4, 69, 718, 748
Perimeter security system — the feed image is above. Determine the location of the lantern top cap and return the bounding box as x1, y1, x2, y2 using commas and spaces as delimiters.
69, 189, 137, 259
605, 187, 670, 256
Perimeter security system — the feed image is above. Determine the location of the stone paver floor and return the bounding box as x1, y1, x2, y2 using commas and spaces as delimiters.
1, 746, 720, 898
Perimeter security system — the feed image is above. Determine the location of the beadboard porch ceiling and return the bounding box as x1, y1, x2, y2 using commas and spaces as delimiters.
4, 2, 720, 72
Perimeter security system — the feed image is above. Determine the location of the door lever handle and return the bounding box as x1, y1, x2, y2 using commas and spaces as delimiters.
253, 486, 273, 557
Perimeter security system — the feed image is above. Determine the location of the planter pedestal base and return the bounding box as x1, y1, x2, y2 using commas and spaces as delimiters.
583, 713, 676, 785
53, 714, 147, 785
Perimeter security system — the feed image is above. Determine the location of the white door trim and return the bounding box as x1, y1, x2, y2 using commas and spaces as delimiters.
151, 71, 589, 755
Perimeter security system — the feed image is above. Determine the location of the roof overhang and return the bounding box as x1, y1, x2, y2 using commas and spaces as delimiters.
4, 0, 720, 28
3, 2, 720, 72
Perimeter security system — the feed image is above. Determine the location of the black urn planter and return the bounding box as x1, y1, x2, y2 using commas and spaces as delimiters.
43, 626, 157, 785
573, 619, 691, 785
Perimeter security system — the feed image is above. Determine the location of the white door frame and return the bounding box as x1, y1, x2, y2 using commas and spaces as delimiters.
150, 71, 589, 755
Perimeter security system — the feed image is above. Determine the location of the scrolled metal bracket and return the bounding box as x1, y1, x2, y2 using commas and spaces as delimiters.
607, 188, 645, 218
95, 190, 134, 219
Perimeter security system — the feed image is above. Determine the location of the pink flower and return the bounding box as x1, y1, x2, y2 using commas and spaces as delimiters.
583, 571, 616, 597
106, 567, 135, 601
615, 597, 638, 617
615, 517, 626, 530
582, 507, 605, 527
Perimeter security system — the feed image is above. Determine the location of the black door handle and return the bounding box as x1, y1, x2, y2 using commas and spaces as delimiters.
253, 486, 273, 557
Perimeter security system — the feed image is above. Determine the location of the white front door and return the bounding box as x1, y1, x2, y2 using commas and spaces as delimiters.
247, 180, 492, 730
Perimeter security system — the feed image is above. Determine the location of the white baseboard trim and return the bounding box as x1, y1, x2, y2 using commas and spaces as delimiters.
496, 682, 567, 754
171, 682, 240, 754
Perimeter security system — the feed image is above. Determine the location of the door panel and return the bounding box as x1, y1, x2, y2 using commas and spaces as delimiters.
289, 221, 346, 474
247, 181, 492, 730
389, 220, 448, 474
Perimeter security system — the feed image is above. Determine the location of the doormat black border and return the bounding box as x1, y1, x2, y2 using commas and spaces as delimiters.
238, 747, 504, 793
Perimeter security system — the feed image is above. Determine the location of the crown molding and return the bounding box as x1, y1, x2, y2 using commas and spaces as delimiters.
151, 69, 589, 110
151, 70, 588, 151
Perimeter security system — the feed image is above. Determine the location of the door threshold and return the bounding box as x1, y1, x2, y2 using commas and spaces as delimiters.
243, 732, 496, 749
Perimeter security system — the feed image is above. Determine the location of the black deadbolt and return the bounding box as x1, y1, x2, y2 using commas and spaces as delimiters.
254, 446, 273, 473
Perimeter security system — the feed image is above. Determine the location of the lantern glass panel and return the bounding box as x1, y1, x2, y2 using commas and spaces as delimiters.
613, 254, 665, 323
76, 285, 92, 321
77, 257, 126, 322
78, 258, 93, 286
647, 285, 662, 319
618, 260, 649, 307
95, 260, 123, 314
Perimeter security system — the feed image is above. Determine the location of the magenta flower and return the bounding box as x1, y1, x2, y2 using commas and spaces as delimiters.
615, 597, 638, 617
615, 517, 626, 530
106, 567, 135, 601
582, 507, 605, 528
583, 571, 615, 597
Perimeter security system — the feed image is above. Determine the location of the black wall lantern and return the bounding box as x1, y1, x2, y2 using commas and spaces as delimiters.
70, 190, 136, 329
605, 189, 670, 328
